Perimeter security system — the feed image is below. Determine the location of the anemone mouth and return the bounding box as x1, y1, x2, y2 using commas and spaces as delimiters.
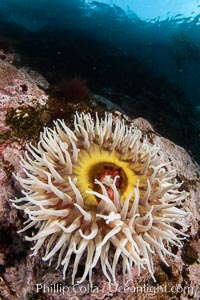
11, 112, 188, 287
72, 143, 144, 206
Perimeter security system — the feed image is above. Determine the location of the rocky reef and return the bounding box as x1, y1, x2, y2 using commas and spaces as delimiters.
0, 56, 199, 300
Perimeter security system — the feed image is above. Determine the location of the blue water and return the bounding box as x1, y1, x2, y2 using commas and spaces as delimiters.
0, 0, 199, 161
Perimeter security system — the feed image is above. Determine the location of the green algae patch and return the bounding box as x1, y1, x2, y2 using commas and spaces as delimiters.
5, 105, 48, 141
0, 130, 11, 142
181, 243, 198, 265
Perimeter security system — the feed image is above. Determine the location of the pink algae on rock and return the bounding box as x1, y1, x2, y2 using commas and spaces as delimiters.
0, 58, 48, 133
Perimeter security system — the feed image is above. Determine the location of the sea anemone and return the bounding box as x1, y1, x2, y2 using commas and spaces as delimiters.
11, 112, 188, 286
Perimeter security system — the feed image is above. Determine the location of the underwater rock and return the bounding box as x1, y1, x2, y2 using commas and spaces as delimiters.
0, 61, 199, 300
0, 49, 15, 64
93, 93, 126, 113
